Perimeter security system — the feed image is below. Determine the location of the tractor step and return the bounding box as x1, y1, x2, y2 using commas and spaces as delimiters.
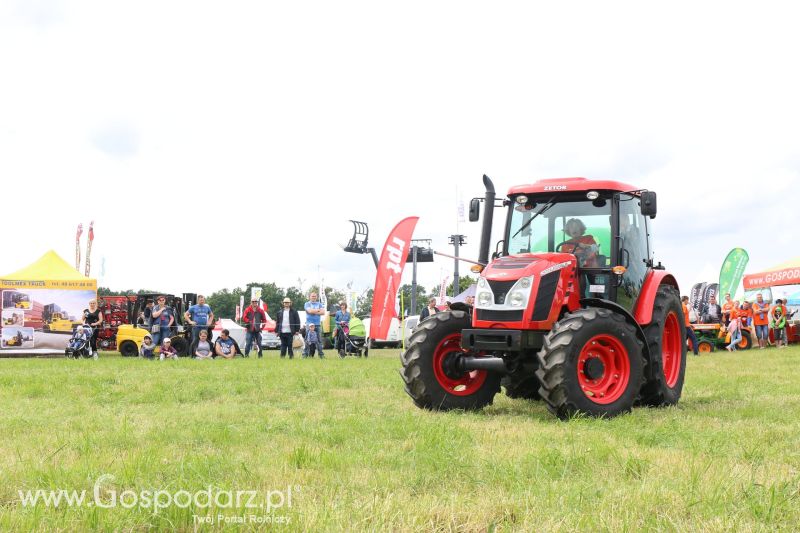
461, 329, 544, 352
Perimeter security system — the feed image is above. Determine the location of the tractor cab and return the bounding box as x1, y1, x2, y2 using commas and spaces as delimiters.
401, 175, 684, 420
495, 178, 654, 313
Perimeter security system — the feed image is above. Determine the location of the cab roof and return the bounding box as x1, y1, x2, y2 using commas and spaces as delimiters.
507, 177, 640, 196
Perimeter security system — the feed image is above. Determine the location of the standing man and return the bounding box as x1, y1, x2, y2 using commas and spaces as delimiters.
303, 292, 326, 358
275, 297, 300, 358
420, 298, 439, 321
242, 299, 267, 358
150, 295, 175, 347
752, 293, 770, 349
185, 295, 214, 345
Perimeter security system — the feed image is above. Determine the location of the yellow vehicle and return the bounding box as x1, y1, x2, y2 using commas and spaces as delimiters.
116, 324, 152, 357
4, 333, 23, 347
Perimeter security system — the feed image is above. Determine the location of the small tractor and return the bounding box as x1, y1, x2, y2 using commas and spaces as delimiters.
401, 176, 686, 419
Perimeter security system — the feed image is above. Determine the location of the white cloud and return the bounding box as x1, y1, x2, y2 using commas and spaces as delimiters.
1, 0, 799, 299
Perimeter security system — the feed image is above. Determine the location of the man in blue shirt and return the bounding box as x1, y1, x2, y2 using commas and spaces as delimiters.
184, 294, 214, 344
303, 292, 326, 358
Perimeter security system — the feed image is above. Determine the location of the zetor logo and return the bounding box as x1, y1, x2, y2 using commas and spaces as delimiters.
543, 185, 567, 191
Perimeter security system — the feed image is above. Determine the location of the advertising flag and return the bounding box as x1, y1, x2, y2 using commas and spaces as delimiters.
718, 248, 749, 299
370, 217, 418, 340
75, 223, 83, 270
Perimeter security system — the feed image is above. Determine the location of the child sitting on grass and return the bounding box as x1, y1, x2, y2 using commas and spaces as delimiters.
139, 334, 157, 359
160, 337, 178, 360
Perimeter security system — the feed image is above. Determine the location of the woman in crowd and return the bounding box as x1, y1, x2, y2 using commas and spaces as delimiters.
725, 313, 742, 352
82, 299, 104, 357
191, 329, 214, 360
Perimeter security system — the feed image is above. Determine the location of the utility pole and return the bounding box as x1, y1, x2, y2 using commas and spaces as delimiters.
449, 234, 466, 297
408, 239, 433, 315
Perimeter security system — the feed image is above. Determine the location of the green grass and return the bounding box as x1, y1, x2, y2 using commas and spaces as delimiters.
1, 346, 799, 532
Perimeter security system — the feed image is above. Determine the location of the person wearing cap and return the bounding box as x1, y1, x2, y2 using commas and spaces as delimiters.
274, 297, 301, 358
185, 295, 215, 345
242, 299, 268, 358
139, 334, 157, 360
303, 292, 325, 358
160, 337, 178, 360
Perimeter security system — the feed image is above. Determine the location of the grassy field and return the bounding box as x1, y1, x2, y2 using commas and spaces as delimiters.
1, 345, 799, 532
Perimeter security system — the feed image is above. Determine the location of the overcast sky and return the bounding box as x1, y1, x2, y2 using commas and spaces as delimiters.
1, 1, 798, 301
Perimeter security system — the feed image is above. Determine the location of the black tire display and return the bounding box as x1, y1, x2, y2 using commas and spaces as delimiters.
639, 285, 687, 407
536, 307, 645, 419
400, 310, 500, 411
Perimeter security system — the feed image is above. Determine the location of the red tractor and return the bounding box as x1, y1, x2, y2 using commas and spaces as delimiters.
401, 176, 686, 419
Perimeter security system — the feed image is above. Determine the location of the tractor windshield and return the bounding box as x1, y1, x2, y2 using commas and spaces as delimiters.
506, 194, 612, 267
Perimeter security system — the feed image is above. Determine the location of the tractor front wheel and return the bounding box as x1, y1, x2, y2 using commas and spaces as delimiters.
697, 340, 715, 354
400, 310, 500, 411
640, 285, 687, 406
536, 307, 645, 419
119, 341, 138, 358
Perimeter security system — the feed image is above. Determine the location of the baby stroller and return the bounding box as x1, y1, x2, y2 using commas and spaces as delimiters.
65, 326, 94, 359
334, 321, 365, 358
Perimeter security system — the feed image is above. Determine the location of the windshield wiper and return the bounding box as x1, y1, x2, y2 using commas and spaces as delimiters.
512, 195, 557, 239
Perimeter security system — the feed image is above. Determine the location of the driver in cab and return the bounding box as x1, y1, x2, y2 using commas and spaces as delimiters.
562, 218, 599, 268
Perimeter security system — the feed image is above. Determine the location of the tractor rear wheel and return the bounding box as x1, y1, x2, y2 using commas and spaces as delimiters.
639, 285, 687, 406
501, 370, 542, 400
536, 307, 645, 419
400, 310, 500, 411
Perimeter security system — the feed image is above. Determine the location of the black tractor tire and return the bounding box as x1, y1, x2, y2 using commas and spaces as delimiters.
400, 310, 500, 411
639, 285, 687, 407
501, 371, 542, 400
170, 335, 189, 356
536, 307, 645, 419
119, 341, 138, 357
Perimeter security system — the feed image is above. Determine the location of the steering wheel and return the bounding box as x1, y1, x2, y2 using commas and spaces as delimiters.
556, 241, 589, 255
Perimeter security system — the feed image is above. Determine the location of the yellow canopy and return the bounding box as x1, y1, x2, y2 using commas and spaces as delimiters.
2, 250, 87, 280
1, 251, 96, 290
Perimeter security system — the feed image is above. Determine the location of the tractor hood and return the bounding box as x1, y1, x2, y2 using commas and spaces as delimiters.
482, 253, 577, 282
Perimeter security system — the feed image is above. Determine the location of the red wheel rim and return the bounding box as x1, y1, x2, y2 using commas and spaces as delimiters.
432, 333, 487, 396
662, 312, 682, 387
577, 334, 630, 404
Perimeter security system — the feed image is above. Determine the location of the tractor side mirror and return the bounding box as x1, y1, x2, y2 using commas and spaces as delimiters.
469, 198, 480, 222
640, 191, 657, 218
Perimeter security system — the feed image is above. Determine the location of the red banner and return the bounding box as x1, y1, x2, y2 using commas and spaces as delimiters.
370, 217, 418, 340
743, 267, 800, 289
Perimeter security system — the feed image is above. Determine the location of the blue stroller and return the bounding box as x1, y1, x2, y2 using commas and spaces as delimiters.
65, 326, 94, 359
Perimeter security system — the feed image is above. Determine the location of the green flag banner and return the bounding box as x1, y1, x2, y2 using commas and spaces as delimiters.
718, 248, 749, 299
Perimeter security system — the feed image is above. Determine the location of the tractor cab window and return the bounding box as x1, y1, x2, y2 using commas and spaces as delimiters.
507, 194, 612, 268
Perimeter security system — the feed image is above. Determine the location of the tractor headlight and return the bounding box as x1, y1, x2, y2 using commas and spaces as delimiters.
519, 276, 533, 289
477, 291, 493, 307
508, 291, 525, 307
478, 278, 487, 288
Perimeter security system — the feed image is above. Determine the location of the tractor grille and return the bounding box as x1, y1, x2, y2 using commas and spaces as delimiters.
476, 309, 524, 322
487, 280, 517, 305
531, 270, 560, 321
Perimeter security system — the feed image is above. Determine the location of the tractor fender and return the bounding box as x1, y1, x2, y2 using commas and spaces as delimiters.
633, 270, 680, 326
581, 298, 651, 362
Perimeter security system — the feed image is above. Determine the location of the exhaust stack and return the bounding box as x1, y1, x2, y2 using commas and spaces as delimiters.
477, 174, 496, 265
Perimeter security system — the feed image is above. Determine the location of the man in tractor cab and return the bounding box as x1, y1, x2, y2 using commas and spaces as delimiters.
561, 218, 599, 268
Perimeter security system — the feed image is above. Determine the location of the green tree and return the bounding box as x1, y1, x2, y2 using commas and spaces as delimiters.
399, 283, 428, 316
354, 289, 374, 317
